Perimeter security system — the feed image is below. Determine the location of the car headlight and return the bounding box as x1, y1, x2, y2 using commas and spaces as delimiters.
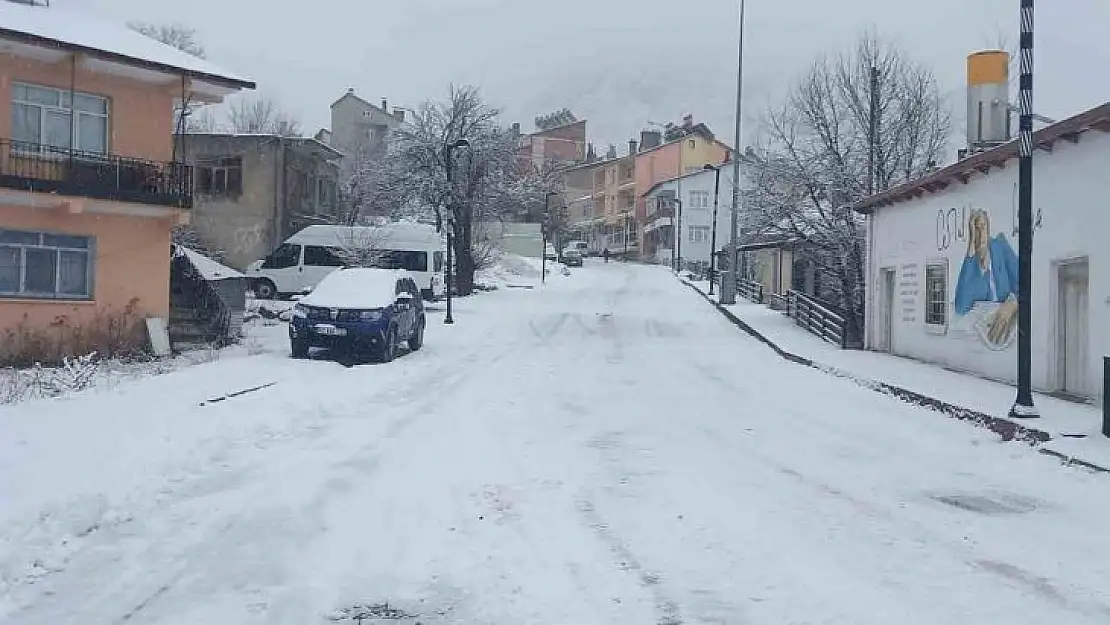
359, 310, 383, 321
293, 304, 308, 318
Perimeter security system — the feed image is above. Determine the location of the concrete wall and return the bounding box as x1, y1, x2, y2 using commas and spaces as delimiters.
865, 131, 1110, 400
182, 136, 280, 270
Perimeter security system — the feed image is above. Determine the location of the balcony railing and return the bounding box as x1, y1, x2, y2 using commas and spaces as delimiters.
0, 139, 193, 209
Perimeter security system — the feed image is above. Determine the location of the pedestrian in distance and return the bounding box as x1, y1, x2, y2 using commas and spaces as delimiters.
603, 248, 610, 263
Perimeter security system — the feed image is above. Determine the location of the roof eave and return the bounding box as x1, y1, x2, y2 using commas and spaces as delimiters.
0, 27, 255, 91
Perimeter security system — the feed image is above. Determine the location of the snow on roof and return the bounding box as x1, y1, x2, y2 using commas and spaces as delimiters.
175, 246, 245, 281
289, 223, 444, 248
300, 268, 408, 309
0, 2, 254, 89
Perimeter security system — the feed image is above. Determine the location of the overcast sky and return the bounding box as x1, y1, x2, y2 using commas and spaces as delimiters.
60, 0, 1110, 153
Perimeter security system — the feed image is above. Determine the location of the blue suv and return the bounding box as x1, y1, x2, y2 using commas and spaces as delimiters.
289, 268, 426, 362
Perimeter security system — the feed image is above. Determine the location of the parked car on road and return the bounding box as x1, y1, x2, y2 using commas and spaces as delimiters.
562, 248, 583, 267
544, 243, 558, 261
289, 268, 426, 362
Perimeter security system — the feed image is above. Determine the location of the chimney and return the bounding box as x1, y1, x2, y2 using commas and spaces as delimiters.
628, 139, 638, 155
380, 98, 388, 111
640, 130, 662, 150
682, 114, 694, 128
605, 144, 617, 160
392, 108, 405, 123
347, 87, 355, 95
511, 122, 521, 135
586, 143, 597, 162
966, 49, 1010, 152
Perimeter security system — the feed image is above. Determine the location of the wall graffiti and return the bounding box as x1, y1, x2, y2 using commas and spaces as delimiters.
935, 205, 967, 252
953, 208, 1019, 351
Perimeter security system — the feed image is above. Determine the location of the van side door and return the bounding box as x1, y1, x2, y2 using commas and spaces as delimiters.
259, 243, 303, 295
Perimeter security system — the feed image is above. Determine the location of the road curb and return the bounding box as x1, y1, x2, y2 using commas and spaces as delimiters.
682, 280, 1109, 473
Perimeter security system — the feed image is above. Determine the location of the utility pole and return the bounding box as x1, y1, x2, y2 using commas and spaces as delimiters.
1011, 0, 1038, 418
443, 139, 470, 325
721, 0, 746, 305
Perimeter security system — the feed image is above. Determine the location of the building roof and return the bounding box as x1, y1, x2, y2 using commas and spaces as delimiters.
529, 119, 587, 137
635, 124, 730, 158
854, 101, 1110, 213
185, 133, 345, 159
0, 1, 254, 91
642, 157, 747, 197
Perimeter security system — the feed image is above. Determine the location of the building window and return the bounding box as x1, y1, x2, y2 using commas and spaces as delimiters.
688, 190, 711, 209
0, 229, 94, 300
11, 82, 109, 155
196, 157, 243, 198
689, 226, 710, 243
924, 262, 948, 328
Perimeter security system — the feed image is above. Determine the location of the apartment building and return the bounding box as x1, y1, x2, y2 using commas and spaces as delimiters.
0, 0, 254, 362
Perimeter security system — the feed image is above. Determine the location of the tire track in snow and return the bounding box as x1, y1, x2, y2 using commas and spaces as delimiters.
574, 495, 684, 625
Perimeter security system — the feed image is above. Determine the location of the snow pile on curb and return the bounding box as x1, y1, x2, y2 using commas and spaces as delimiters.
477, 254, 557, 288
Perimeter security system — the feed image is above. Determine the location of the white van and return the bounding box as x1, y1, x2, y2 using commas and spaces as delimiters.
246, 223, 446, 301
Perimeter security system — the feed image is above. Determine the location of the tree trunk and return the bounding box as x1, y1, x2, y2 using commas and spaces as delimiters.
453, 217, 476, 296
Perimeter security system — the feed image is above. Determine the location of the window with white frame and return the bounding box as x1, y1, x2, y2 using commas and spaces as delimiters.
688, 190, 711, 209
11, 83, 109, 155
924, 262, 948, 327
688, 226, 710, 243
196, 157, 243, 198
0, 229, 94, 299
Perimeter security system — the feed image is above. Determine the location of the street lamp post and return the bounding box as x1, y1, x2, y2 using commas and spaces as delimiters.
543, 191, 558, 285
1011, 0, 1038, 418
721, 0, 746, 305
443, 138, 470, 325
704, 163, 722, 294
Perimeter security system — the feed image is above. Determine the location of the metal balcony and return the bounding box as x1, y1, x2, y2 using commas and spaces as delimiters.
0, 139, 193, 209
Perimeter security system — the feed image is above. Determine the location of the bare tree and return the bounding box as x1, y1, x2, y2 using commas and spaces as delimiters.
389, 85, 523, 295
331, 227, 386, 267
228, 96, 302, 136
745, 32, 951, 344
128, 22, 206, 58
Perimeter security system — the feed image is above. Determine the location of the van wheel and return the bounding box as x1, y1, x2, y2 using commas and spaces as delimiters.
253, 279, 277, 300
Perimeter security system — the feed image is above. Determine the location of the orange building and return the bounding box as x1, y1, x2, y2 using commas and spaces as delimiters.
634, 120, 730, 259
0, 1, 253, 363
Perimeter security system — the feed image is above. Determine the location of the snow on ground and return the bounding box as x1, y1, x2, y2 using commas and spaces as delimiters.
476, 253, 568, 289
3, 263, 1110, 624
686, 279, 1110, 469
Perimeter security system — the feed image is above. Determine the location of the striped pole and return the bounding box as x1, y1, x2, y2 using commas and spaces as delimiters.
1011, 0, 1037, 417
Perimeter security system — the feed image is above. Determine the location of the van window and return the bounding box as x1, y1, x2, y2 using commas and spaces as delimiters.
371, 250, 429, 272
433, 251, 444, 272
262, 243, 300, 269
304, 245, 344, 267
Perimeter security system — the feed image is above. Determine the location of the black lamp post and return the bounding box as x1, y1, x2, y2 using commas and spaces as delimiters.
673, 197, 684, 273
704, 163, 722, 294
543, 191, 558, 284
444, 138, 470, 325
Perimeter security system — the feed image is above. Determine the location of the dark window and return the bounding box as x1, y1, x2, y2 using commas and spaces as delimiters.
197, 157, 243, 198
369, 250, 428, 272
0, 228, 94, 299
303, 245, 344, 267
262, 243, 301, 269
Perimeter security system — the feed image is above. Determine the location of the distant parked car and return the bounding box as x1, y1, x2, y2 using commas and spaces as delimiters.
544, 243, 558, 261
562, 248, 583, 267
289, 268, 425, 362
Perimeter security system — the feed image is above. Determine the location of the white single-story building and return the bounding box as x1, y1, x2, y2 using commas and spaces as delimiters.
643, 163, 740, 268
855, 102, 1110, 403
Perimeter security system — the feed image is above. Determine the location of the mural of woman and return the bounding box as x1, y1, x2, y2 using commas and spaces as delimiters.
953, 208, 1020, 348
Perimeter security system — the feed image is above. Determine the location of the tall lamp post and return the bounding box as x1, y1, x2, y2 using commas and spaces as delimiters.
1011, 0, 1038, 418
669, 197, 684, 273
543, 191, 558, 285
443, 138, 470, 325
703, 163, 722, 294
721, 0, 747, 305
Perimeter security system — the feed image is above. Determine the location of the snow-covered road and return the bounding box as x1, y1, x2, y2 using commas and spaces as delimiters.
3, 262, 1110, 624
